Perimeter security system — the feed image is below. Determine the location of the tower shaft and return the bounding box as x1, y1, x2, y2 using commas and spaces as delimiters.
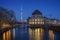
21, 7, 23, 22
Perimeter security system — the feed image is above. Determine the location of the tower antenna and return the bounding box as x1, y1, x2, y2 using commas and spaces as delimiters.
20, 6, 23, 22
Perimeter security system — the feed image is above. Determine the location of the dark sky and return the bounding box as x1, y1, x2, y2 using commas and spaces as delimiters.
0, 0, 60, 21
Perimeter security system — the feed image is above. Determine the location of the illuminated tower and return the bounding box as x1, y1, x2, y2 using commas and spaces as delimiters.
20, 6, 23, 22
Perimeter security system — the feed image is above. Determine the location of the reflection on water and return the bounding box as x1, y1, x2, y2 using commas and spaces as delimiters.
49, 30, 54, 40
12, 28, 16, 40
1, 26, 60, 40
3, 30, 10, 40
29, 28, 44, 40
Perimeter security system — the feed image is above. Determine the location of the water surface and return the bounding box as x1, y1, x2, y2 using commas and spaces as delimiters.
0, 26, 60, 40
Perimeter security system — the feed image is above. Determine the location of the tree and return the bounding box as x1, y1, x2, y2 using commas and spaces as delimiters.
0, 7, 16, 29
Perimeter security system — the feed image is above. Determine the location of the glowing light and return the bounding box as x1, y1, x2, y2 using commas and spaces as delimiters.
42, 22, 44, 24
2, 23, 11, 28
35, 19, 37, 21
38, 22, 40, 24
32, 22, 34, 24
35, 22, 37, 24
49, 30, 54, 40
3, 32, 5, 40
29, 22, 31, 24
29, 19, 44, 25
3, 30, 10, 40
38, 19, 40, 21
29, 28, 44, 40
29, 22, 34, 24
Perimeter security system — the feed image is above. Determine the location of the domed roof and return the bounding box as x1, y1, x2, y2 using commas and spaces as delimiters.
32, 10, 42, 15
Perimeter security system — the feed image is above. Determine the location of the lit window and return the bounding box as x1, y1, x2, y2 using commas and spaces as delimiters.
42, 22, 44, 24
35, 19, 37, 21
35, 22, 37, 24
38, 19, 40, 21
31, 19, 34, 21
2, 23, 11, 28
40, 22, 42, 24
29, 22, 31, 24
32, 22, 34, 24
29, 22, 34, 24
38, 22, 40, 24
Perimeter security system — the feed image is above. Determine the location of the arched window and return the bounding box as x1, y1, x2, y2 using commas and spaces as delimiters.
32, 22, 34, 24
38, 19, 40, 21
38, 22, 40, 24
29, 22, 31, 24
35, 19, 37, 21
35, 22, 37, 24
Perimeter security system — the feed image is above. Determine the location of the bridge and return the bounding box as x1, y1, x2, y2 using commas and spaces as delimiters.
0, 19, 60, 35
0, 9, 60, 35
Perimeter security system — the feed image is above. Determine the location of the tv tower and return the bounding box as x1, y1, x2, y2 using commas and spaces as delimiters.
20, 6, 23, 22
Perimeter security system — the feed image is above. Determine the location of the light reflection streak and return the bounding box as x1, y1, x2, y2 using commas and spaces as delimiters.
29, 28, 44, 40
13, 28, 15, 38
3, 30, 10, 40
49, 30, 54, 40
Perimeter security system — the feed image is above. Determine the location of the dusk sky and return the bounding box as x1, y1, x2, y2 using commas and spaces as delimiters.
0, 0, 60, 21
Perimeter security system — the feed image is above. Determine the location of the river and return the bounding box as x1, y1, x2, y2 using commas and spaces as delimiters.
0, 25, 60, 40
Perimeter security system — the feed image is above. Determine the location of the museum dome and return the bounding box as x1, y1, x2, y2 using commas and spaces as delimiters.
32, 10, 42, 15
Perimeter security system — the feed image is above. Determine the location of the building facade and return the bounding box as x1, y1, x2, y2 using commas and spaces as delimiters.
27, 10, 54, 40
27, 10, 60, 28
27, 10, 46, 27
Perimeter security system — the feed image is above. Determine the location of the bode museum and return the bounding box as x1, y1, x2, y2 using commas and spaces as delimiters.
27, 10, 45, 27
27, 10, 55, 40
27, 10, 60, 40
27, 10, 60, 28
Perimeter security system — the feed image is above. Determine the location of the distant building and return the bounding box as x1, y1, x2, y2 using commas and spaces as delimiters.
27, 10, 60, 27
27, 10, 46, 27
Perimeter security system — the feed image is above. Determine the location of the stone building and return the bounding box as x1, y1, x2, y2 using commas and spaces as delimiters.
27, 10, 46, 27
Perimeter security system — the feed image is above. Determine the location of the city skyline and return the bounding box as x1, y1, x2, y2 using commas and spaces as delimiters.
0, 0, 60, 21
